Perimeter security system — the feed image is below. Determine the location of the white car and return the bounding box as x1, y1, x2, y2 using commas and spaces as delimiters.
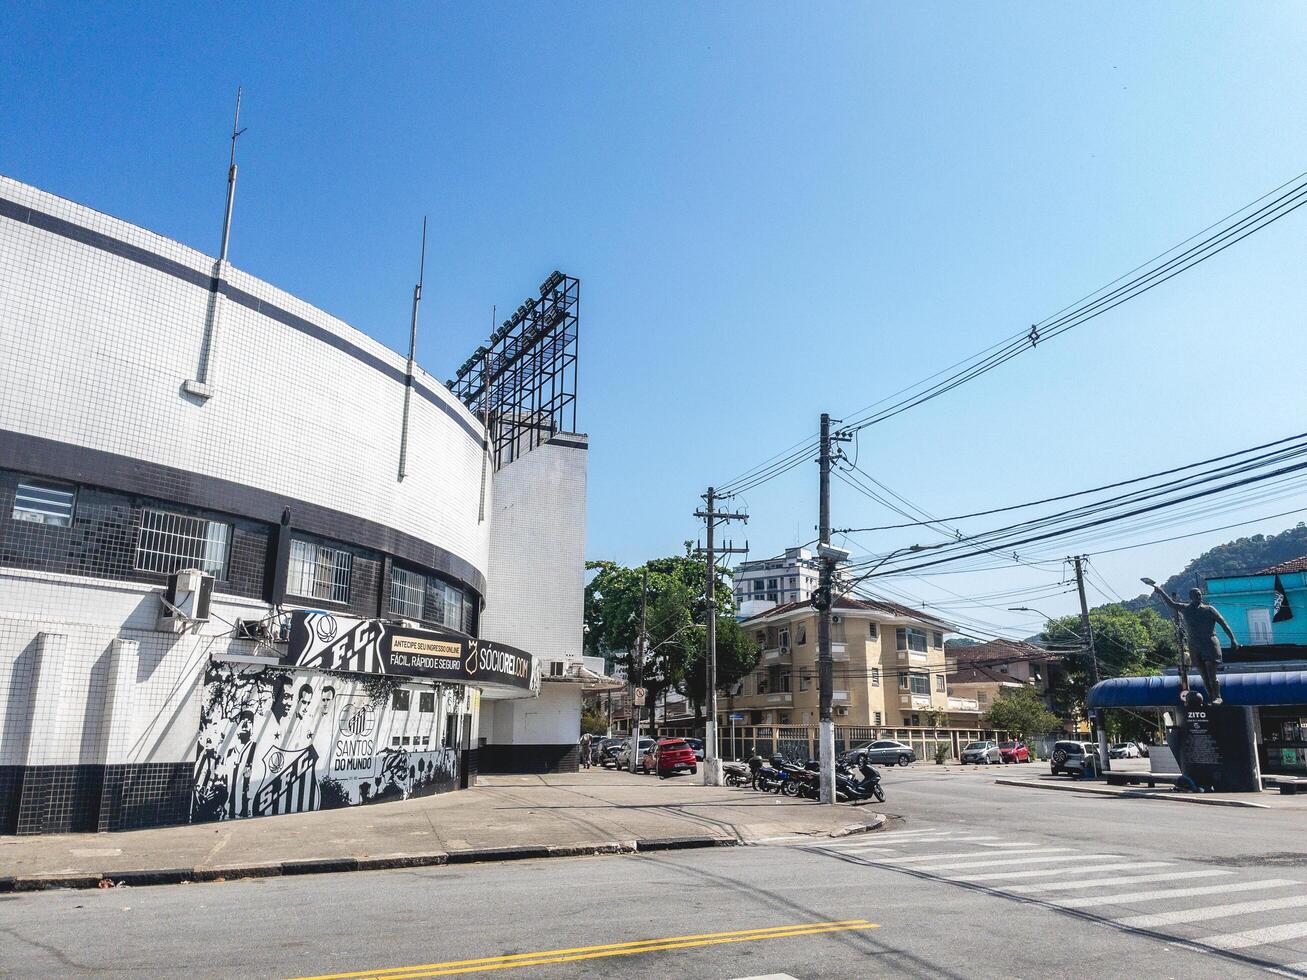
960, 740, 1002, 765
1109, 742, 1141, 759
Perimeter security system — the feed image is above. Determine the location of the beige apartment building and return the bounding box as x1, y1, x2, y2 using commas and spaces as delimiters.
725, 597, 966, 729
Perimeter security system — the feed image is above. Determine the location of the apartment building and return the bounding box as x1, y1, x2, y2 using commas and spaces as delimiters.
733, 547, 821, 608
725, 597, 955, 728
945, 639, 1065, 716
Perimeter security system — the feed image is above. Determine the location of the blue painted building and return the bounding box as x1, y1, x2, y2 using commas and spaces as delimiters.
1205, 557, 1307, 647
1086, 556, 1307, 781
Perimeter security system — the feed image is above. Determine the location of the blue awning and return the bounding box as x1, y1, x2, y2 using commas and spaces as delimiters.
1088, 670, 1307, 709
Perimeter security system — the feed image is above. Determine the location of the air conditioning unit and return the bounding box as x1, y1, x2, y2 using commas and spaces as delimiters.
831, 615, 841, 624
835, 706, 850, 717
236, 619, 269, 641
158, 569, 213, 632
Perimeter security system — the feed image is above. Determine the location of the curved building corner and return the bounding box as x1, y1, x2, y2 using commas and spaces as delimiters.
0, 174, 589, 834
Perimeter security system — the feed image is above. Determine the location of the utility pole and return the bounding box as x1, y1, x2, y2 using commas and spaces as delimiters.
695, 487, 748, 785
1071, 555, 1111, 772
815, 414, 851, 804
629, 566, 648, 773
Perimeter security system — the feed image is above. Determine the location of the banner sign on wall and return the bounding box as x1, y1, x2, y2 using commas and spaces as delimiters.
283, 611, 537, 692
194, 661, 469, 823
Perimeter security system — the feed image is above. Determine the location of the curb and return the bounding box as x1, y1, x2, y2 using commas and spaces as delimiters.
0, 835, 742, 893
994, 778, 1270, 809
826, 813, 888, 838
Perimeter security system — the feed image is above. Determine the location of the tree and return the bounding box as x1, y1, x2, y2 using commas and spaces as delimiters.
580, 705, 607, 736
985, 685, 1060, 737
1039, 605, 1175, 719
679, 614, 759, 717
584, 547, 758, 731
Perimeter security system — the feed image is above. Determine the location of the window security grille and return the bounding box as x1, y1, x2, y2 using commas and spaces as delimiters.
136, 508, 230, 577
13, 479, 76, 526
389, 566, 426, 619
288, 539, 352, 604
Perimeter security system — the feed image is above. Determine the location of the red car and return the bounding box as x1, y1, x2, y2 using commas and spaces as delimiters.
641, 738, 699, 778
998, 740, 1031, 763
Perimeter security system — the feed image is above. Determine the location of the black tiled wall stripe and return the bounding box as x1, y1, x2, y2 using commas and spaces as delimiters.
0, 431, 486, 599
0, 195, 482, 444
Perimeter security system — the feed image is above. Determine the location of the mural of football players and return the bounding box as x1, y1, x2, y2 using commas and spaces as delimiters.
225, 709, 257, 819
271, 676, 294, 724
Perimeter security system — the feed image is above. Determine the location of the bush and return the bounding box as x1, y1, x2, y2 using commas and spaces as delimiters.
934, 743, 950, 765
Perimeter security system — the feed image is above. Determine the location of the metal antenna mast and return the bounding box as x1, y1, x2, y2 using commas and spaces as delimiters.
218, 87, 246, 262
397, 217, 428, 481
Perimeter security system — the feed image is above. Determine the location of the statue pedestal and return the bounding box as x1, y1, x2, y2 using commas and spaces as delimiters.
1167, 699, 1260, 793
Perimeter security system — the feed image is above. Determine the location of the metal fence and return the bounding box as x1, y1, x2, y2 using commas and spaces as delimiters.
657, 724, 1018, 764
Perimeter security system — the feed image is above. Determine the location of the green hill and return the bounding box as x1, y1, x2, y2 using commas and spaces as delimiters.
1120, 522, 1307, 615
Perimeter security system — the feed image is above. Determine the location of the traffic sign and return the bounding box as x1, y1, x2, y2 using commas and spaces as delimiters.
633, 686, 647, 706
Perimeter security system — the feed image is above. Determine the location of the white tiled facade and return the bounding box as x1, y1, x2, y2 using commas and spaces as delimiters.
0, 175, 586, 832
0, 175, 488, 563
478, 436, 589, 768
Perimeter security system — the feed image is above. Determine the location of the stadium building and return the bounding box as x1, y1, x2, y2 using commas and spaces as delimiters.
0, 174, 605, 835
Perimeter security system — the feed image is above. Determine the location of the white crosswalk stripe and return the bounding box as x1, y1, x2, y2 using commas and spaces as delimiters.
828, 834, 990, 848
1203, 920, 1307, 951
910, 853, 1120, 872
787, 821, 1307, 967
948, 861, 1173, 883
870, 847, 1070, 865
1007, 870, 1230, 893
1115, 894, 1307, 929
1056, 878, 1301, 909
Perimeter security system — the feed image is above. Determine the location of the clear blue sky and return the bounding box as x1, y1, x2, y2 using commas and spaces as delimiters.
5, 4, 1307, 636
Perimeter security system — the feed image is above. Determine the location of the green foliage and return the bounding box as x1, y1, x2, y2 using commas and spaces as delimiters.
934, 743, 950, 764
984, 684, 1061, 737
1040, 605, 1174, 717
580, 706, 607, 737
584, 546, 758, 720
679, 614, 760, 712
1103, 707, 1164, 745
1121, 522, 1307, 616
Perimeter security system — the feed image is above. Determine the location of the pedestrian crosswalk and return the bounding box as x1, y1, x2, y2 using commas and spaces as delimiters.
771, 826, 1307, 974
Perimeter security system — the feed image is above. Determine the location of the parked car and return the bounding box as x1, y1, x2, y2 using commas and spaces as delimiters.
1109, 742, 1140, 759
641, 738, 698, 778
1050, 740, 1103, 778
998, 740, 1030, 764
683, 737, 705, 762
843, 740, 917, 767
960, 740, 1003, 765
615, 737, 655, 771
598, 737, 627, 768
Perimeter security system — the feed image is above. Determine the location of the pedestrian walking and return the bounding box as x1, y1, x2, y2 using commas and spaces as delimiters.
579, 731, 593, 769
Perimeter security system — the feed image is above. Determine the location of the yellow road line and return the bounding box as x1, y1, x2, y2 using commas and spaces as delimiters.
290, 920, 879, 980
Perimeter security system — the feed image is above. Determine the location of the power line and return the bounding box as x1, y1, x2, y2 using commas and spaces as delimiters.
713, 168, 1307, 499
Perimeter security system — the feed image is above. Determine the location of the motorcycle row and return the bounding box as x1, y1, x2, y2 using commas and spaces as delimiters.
721, 753, 885, 803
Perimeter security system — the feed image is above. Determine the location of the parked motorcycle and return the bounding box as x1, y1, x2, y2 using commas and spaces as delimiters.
723, 761, 752, 787
754, 755, 793, 794
836, 760, 885, 803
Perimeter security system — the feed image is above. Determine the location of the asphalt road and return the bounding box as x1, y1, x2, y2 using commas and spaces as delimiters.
3, 766, 1307, 979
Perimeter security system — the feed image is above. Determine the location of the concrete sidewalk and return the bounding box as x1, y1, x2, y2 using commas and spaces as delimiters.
0, 770, 884, 891
993, 772, 1307, 810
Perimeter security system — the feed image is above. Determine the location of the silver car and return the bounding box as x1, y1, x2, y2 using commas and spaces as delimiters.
960, 740, 1002, 765
844, 739, 917, 767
